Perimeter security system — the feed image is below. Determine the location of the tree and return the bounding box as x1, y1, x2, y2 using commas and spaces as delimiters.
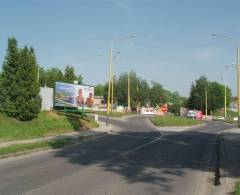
115, 71, 141, 108
0, 38, 41, 120
95, 84, 105, 96
166, 91, 186, 115
77, 74, 83, 84
138, 79, 150, 106
64, 65, 77, 84
39, 67, 64, 88
0, 37, 19, 114
187, 76, 208, 111
149, 81, 167, 106
208, 81, 231, 112
187, 76, 231, 113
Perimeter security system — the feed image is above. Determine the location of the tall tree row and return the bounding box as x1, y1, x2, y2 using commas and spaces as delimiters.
101, 71, 181, 110
187, 75, 231, 113
39, 65, 83, 88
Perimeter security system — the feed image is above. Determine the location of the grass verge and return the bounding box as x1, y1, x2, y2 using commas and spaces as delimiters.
0, 111, 99, 142
213, 118, 237, 124
0, 136, 94, 157
235, 182, 240, 195
150, 116, 202, 127
94, 111, 134, 117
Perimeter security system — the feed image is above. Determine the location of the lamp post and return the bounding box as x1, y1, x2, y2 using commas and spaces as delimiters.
205, 86, 208, 119
128, 73, 131, 111
106, 35, 136, 126
224, 80, 227, 118
111, 51, 120, 112
220, 76, 227, 118
211, 33, 240, 127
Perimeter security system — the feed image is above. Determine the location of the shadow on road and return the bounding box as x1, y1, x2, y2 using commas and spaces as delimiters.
220, 132, 240, 180
50, 119, 239, 193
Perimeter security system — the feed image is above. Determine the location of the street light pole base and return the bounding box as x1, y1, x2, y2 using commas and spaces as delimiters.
238, 115, 240, 128
106, 115, 109, 126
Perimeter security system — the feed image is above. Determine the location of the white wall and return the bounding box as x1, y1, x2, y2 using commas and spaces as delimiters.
40, 87, 53, 111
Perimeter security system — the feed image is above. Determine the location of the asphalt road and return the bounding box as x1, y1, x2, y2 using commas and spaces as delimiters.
0, 115, 234, 195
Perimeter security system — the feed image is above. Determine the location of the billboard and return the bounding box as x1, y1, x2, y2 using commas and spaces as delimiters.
54, 82, 94, 108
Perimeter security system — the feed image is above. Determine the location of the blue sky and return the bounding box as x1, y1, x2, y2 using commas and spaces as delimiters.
0, 0, 240, 96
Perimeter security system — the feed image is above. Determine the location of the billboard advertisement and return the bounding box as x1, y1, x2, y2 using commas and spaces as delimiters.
54, 82, 94, 108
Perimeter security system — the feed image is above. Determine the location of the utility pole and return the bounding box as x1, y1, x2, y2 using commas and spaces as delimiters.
111, 63, 114, 112
128, 74, 131, 111
137, 82, 139, 113
237, 47, 240, 127
224, 81, 227, 118
211, 33, 240, 127
106, 48, 112, 126
205, 88, 208, 119
106, 35, 136, 123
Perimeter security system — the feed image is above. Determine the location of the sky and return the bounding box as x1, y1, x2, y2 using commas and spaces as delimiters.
0, 0, 240, 97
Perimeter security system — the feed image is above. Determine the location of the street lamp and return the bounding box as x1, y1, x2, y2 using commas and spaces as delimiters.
111, 51, 120, 112
106, 35, 136, 126
211, 33, 240, 127
223, 64, 235, 118
205, 86, 208, 118
220, 75, 227, 118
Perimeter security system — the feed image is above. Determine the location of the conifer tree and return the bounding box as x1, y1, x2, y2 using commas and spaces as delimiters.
0, 37, 20, 115
0, 38, 41, 120
64, 65, 77, 83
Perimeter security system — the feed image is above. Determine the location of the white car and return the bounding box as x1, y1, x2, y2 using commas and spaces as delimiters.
140, 107, 156, 115
187, 110, 196, 118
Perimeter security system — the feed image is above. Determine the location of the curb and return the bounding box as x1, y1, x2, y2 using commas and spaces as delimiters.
154, 123, 206, 132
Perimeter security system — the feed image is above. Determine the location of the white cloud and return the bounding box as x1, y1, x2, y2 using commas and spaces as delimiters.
110, 0, 133, 13
192, 48, 216, 61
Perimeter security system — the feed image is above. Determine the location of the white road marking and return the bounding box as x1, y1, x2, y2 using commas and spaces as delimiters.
25, 133, 164, 194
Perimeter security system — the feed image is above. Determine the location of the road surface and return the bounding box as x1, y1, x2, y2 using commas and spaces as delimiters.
0, 115, 234, 195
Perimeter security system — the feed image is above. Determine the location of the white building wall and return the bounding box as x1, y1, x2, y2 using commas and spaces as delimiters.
40, 87, 54, 111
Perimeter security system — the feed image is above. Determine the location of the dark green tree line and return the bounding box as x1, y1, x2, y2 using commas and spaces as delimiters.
187, 75, 231, 113
39, 65, 83, 88
101, 71, 185, 110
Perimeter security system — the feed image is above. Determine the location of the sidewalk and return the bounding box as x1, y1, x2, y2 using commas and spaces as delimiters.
213, 128, 240, 195
0, 121, 111, 149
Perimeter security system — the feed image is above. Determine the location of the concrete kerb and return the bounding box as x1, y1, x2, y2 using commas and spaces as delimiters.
123, 115, 206, 132
217, 128, 240, 195
156, 123, 205, 132
149, 120, 206, 132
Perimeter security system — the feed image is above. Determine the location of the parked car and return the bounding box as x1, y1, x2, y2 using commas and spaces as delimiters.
187, 110, 196, 118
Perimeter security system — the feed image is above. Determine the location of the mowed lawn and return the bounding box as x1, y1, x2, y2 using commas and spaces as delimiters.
95, 111, 134, 117
150, 116, 202, 127
0, 111, 98, 142
235, 182, 240, 195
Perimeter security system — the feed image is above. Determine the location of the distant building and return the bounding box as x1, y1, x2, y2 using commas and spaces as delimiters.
94, 96, 104, 105
40, 87, 54, 111
230, 96, 237, 112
